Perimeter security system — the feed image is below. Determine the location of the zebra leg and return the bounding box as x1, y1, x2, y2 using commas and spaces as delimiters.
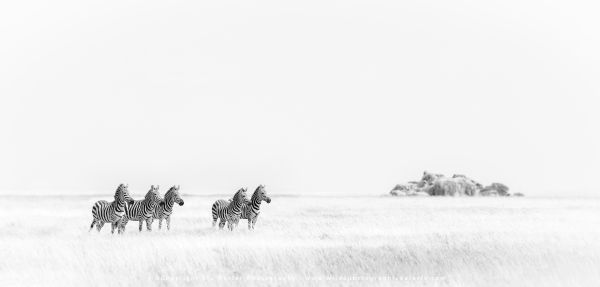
111, 222, 117, 234
158, 218, 163, 230
218, 218, 225, 230
166, 217, 171, 231
146, 218, 153, 231
228, 218, 236, 231
118, 219, 128, 234
118, 220, 127, 235
138, 220, 143, 232
96, 222, 105, 232
248, 219, 252, 230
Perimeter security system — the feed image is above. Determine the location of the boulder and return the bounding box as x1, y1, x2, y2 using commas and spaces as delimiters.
390, 182, 431, 196
428, 176, 481, 196
421, 171, 445, 185
480, 182, 510, 196
390, 189, 406, 196
391, 183, 414, 192
390, 183, 413, 196
479, 189, 499, 196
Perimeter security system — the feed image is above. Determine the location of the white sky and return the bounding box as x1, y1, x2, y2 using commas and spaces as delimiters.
0, 1, 598, 195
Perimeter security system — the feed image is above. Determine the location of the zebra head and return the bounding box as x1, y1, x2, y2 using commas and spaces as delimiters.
234, 187, 247, 203
168, 185, 184, 206
116, 184, 134, 205
146, 185, 161, 204
256, 185, 271, 203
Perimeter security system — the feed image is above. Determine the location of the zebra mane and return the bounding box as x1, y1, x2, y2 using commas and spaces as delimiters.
251, 185, 263, 201
145, 186, 159, 200
116, 184, 125, 193
114, 184, 127, 199
233, 188, 246, 203
166, 185, 180, 194
163, 185, 181, 203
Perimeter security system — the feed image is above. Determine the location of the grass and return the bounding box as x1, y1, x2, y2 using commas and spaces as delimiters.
0, 194, 599, 286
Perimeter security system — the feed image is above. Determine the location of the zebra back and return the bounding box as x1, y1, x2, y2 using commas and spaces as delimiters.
125, 185, 161, 220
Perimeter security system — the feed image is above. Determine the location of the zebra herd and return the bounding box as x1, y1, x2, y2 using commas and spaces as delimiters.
89, 184, 271, 234
211, 185, 271, 230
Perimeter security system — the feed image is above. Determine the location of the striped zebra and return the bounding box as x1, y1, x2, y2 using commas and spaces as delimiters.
211, 199, 229, 229
118, 185, 161, 233
240, 185, 271, 230
211, 187, 247, 230
89, 184, 134, 234
152, 185, 184, 230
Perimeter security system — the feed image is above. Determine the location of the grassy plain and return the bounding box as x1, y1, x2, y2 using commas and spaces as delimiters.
0, 194, 598, 286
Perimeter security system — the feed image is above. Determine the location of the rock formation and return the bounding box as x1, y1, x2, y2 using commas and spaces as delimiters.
478, 183, 510, 196
390, 171, 516, 197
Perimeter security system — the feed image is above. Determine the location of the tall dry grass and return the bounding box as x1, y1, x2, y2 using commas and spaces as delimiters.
0, 194, 599, 286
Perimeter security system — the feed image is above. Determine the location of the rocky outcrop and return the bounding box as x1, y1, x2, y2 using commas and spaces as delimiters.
479, 183, 510, 196
390, 171, 516, 197
421, 171, 444, 185
390, 182, 430, 196
429, 176, 482, 196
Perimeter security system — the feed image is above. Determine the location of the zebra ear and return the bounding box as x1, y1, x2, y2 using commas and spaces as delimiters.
157, 185, 160, 190
151, 185, 155, 189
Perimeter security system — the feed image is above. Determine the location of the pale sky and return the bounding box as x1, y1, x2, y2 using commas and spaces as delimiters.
1, 1, 598, 196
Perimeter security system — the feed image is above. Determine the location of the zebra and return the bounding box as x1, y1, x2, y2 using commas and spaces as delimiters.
211, 187, 247, 230
118, 185, 161, 233
211, 199, 229, 229
240, 185, 271, 230
89, 184, 134, 234
152, 185, 184, 231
